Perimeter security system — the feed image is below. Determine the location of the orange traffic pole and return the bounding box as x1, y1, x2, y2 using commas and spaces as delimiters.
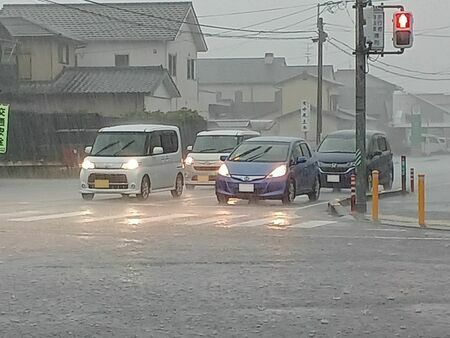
418, 174, 425, 227
372, 170, 379, 222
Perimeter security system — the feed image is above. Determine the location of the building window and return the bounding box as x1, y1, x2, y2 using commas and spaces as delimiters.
58, 43, 69, 64
115, 54, 129, 66
17, 54, 32, 80
168, 54, 177, 77
187, 59, 195, 80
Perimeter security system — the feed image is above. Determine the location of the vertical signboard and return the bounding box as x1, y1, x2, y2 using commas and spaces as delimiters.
0, 103, 10, 154
300, 100, 311, 133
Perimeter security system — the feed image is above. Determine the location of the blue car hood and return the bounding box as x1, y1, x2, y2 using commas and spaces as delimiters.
225, 161, 284, 176
316, 152, 355, 163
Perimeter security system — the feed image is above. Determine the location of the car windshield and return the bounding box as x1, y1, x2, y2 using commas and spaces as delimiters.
228, 142, 289, 162
192, 135, 239, 153
91, 132, 147, 156
318, 135, 359, 153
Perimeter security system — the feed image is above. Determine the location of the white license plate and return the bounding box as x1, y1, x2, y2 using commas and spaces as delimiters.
239, 184, 254, 192
198, 175, 209, 182
327, 175, 340, 183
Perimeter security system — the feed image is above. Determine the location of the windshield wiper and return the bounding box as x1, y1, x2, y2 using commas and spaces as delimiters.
218, 147, 235, 153
230, 146, 261, 160
113, 140, 135, 156
245, 146, 273, 162
93, 141, 120, 155
319, 150, 354, 154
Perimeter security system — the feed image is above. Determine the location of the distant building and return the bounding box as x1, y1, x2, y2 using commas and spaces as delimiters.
0, 2, 207, 114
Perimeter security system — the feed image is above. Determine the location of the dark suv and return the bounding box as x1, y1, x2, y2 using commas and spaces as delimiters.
316, 130, 394, 190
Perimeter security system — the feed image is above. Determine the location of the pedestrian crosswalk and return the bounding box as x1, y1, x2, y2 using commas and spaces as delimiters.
5, 208, 336, 230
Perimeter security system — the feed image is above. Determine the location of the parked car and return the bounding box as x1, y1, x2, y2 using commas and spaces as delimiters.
80, 124, 184, 200
316, 130, 394, 190
215, 136, 320, 204
423, 134, 446, 155
184, 129, 260, 189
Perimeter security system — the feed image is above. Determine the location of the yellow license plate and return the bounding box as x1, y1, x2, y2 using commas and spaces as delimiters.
198, 175, 209, 182
95, 179, 109, 188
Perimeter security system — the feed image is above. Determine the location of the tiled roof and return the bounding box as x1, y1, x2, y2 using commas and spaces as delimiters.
17, 66, 180, 97
197, 57, 335, 85
1, 2, 192, 42
0, 16, 77, 40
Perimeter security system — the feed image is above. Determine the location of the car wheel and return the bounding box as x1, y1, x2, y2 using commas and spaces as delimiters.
383, 168, 394, 191
186, 184, 195, 190
171, 174, 184, 198
137, 176, 150, 201
282, 178, 296, 205
216, 193, 229, 205
308, 176, 321, 201
81, 193, 94, 201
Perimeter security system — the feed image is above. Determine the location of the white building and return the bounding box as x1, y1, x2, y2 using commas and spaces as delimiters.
1, 2, 207, 112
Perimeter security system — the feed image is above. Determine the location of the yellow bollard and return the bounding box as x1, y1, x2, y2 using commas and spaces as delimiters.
372, 170, 379, 222
418, 174, 425, 227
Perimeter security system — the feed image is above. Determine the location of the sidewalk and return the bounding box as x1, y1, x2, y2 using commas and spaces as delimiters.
370, 192, 450, 231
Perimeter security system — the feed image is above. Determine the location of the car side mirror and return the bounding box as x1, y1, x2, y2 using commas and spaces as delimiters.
152, 146, 164, 155
187, 145, 193, 151
296, 156, 307, 164
220, 155, 228, 162
84, 146, 92, 154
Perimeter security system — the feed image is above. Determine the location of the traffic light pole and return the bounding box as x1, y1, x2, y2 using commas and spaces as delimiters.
355, 0, 367, 214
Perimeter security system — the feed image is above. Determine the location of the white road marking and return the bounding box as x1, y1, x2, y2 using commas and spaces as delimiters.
10, 211, 91, 222
79, 213, 144, 224
366, 228, 407, 232
1, 210, 41, 217
120, 213, 193, 225
290, 220, 337, 228
224, 218, 272, 228
295, 201, 329, 210
183, 214, 247, 226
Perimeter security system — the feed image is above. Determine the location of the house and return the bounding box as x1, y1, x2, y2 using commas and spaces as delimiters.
0, 2, 207, 113
7, 66, 180, 116
335, 69, 401, 130
197, 53, 336, 122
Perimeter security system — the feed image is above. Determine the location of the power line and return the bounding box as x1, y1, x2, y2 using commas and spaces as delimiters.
327, 39, 450, 81
198, 4, 318, 18
77, 0, 315, 35
36, 0, 315, 41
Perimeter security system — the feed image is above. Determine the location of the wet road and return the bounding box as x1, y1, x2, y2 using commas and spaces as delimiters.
0, 179, 449, 337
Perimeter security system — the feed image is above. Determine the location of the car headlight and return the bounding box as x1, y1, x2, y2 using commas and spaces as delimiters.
267, 165, 287, 178
218, 164, 230, 177
82, 159, 95, 170
185, 156, 194, 166
122, 159, 139, 170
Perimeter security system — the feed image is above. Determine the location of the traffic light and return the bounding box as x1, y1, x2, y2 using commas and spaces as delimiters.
393, 11, 413, 48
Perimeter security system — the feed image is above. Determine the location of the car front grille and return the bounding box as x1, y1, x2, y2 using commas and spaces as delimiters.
88, 173, 128, 189
194, 166, 220, 171
319, 165, 352, 173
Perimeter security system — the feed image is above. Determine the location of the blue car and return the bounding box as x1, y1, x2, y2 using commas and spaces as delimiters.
215, 137, 320, 204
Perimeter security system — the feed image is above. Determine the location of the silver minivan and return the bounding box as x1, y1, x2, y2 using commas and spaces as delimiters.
80, 124, 184, 200
184, 129, 260, 189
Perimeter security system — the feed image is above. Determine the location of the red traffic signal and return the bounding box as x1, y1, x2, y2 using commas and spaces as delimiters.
394, 12, 412, 30
393, 11, 413, 48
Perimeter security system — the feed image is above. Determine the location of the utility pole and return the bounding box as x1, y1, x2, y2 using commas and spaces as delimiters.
355, 0, 367, 213
315, 13, 326, 147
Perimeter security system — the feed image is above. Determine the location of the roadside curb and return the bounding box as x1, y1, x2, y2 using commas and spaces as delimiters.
327, 188, 406, 217
378, 217, 450, 232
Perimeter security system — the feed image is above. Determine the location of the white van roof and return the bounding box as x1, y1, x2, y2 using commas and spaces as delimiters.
197, 129, 260, 137
99, 124, 179, 133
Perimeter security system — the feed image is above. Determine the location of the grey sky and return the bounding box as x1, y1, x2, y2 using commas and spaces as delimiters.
3, 0, 450, 93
